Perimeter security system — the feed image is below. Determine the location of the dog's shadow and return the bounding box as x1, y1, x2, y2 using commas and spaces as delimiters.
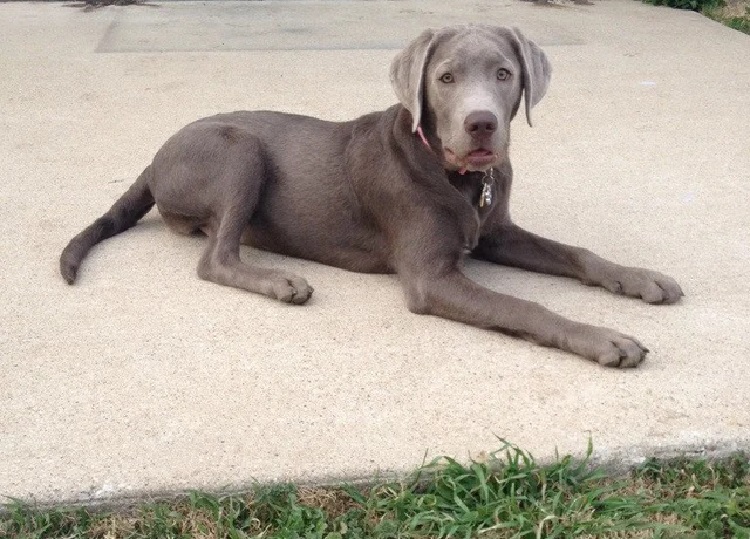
64, 0, 158, 12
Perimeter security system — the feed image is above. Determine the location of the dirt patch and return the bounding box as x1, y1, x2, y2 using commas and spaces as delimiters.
718, 0, 749, 17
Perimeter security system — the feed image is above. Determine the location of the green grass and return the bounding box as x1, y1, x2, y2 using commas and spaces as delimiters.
704, 4, 750, 33
2, 441, 749, 539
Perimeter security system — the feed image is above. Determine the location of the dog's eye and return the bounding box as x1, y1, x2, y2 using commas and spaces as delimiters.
439, 73, 454, 84
497, 68, 511, 81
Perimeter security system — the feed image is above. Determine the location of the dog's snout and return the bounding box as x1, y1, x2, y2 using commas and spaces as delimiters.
464, 111, 498, 137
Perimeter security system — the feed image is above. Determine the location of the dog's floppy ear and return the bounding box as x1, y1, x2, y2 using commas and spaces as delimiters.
509, 27, 551, 127
389, 29, 439, 133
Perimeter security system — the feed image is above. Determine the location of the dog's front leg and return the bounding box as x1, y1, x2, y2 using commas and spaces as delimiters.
400, 269, 647, 367
474, 223, 683, 304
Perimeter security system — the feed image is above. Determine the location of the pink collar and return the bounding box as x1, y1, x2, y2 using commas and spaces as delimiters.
416, 125, 431, 148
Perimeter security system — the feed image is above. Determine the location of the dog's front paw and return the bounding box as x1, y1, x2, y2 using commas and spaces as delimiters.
566, 324, 648, 368
599, 267, 683, 305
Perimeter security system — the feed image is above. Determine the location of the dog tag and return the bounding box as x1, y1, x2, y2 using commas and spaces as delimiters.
479, 181, 492, 208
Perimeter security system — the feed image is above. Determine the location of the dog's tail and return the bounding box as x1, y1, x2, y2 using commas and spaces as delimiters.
60, 165, 155, 284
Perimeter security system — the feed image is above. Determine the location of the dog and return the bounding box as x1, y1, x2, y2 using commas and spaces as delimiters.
60, 24, 683, 367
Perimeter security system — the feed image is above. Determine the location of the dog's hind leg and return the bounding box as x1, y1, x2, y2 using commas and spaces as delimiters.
197, 216, 313, 304
194, 139, 313, 305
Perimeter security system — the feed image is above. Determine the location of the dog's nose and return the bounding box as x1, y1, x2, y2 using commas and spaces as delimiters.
464, 111, 498, 137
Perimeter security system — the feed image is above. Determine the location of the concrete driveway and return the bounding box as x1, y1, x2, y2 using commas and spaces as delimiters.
1, 0, 748, 507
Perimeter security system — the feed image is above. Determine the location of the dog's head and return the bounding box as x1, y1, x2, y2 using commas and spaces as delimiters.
390, 25, 551, 172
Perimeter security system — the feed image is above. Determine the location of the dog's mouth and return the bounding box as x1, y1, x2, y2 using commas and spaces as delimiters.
444, 148, 497, 171
466, 149, 495, 167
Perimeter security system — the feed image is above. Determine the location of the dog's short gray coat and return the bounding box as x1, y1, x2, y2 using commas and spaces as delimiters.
60, 24, 683, 367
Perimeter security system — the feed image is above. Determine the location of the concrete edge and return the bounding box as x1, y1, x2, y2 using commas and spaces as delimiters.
4, 437, 749, 514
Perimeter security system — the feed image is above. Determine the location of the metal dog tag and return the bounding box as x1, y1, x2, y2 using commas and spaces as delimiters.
479, 169, 493, 208
479, 182, 492, 207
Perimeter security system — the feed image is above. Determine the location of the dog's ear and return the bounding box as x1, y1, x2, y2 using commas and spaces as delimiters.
509, 27, 551, 127
389, 29, 439, 133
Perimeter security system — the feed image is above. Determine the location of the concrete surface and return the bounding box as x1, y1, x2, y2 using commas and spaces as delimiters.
1, 0, 749, 507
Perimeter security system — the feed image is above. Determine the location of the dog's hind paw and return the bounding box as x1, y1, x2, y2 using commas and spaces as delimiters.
271, 275, 314, 305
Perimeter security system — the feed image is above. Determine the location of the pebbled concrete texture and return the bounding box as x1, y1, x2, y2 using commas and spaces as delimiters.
1, 0, 749, 507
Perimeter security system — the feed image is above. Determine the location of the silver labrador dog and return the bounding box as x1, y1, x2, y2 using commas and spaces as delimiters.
60, 24, 683, 367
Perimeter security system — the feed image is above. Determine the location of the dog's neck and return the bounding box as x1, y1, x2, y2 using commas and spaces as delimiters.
413, 119, 494, 208
414, 121, 484, 177
393, 107, 494, 207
